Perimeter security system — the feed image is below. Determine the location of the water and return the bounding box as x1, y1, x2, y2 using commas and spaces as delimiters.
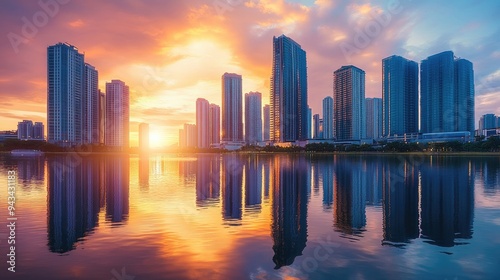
0, 153, 499, 280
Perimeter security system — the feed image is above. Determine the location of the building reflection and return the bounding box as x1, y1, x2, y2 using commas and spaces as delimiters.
245, 155, 262, 213
179, 159, 197, 186
271, 156, 308, 269
365, 157, 382, 206
334, 157, 366, 236
105, 156, 130, 224
15, 156, 45, 182
139, 154, 149, 191
382, 157, 419, 247
196, 155, 220, 207
47, 156, 102, 253
474, 157, 500, 195
222, 155, 243, 223
262, 156, 271, 200
420, 157, 474, 247
321, 159, 334, 210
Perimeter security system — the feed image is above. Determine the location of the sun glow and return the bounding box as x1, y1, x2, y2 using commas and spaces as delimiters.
149, 130, 164, 148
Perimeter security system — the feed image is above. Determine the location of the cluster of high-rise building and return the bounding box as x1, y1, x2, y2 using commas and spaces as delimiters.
17, 120, 44, 140
180, 35, 482, 147
47, 43, 129, 149
180, 73, 268, 149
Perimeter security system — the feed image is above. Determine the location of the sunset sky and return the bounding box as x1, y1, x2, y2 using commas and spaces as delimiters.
1, 0, 499, 147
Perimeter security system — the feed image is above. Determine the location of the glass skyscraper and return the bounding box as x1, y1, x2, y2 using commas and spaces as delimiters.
420, 51, 474, 135
47, 43, 84, 145
245, 92, 263, 145
322, 96, 334, 140
366, 98, 382, 140
270, 35, 308, 142
222, 73, 243, 143
382, 55, 418, 137
334, 65, 366, 141
83, 63, 99, 144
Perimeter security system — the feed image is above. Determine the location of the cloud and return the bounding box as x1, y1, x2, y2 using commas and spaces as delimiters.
0, 0, 499, 146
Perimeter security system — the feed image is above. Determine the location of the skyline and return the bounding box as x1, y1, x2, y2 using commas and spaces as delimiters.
1, 0, 499, 147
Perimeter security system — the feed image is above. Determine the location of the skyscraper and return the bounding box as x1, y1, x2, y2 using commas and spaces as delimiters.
263, 104, 271, 142
139, 123, 149, 153
99, 90, 105, 144
270, 35, 308, 142
382, 55, 418, 137
209, 104, 220, 146
47, 43, 84, 145
322, 97, 334, 139
455, 58, 475, 135
420, 51, 474, 135
245, 92, 263, 145
83, 63, 99, 144
222, 73, 243, 143
105, 80, 129, 150
196, 98, 210, 148
334, 65, 366, 141
366, 98, 382, 140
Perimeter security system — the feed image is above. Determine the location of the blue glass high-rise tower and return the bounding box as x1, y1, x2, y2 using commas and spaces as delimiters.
420, 51, 474, 135
270, 35, 308, 142
382, 55, 418, 137
47, 43, 84, 145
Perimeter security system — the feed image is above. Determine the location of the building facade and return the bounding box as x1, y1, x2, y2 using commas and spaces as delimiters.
209, 104, 221, 147
263, 104, 271, 142
322, 97, 334, 139
366, 98, 382, 140
222, 73, 243, 143
382, 55, 418, 137
245, 92, 263, 145
47, 43, 84, 145
270, 35, 308, 142
82, 63, 99, 145
420, 51, 475, 135
196, 98, 210, 148
334, 65, 366, 141
105, 80, 130, 149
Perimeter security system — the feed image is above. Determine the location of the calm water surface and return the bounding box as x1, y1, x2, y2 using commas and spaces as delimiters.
0, 153, 499, 280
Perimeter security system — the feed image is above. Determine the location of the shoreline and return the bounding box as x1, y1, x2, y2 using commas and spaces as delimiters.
1, 151, 499, 156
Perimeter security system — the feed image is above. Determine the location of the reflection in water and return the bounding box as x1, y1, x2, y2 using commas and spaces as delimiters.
321, 159, 334, 209
475, 157, 500, 194
196, 155, 220, 207
222, 155, 243, 223
47, 155, 130, 253
382, 157, 419, 247
334, 157, 366, 236
47, 156, 102, 253
365, 158, 382, 206
271, 156, 308, 269
37, 153, 497, 276
245, 156, 262, 213
105, 156, 130, 224
16, 156, 45, 182
420, 157, 474, 247
139, 154, 149, 190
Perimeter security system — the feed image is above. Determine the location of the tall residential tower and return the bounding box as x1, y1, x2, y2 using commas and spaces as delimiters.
222, 73, 243, 143
270, 35, 308, 142
382, 55, 418, 137
334, 66, 366, 141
